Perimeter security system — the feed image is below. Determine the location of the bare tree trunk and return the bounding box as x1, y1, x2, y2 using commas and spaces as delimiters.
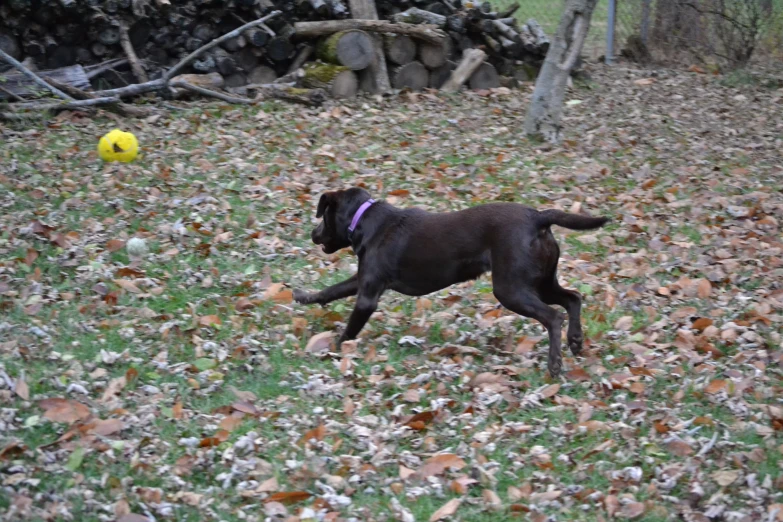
523, 0, 598, 143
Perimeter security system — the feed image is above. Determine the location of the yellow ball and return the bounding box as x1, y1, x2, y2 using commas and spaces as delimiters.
98, 129, 139, 163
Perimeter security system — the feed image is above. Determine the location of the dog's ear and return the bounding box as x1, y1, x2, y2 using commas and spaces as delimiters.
316, 192, 333, 218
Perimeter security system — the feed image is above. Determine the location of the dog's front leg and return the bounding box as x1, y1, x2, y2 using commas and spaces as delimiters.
293, 274, 358, 306
338, 284, 383, 344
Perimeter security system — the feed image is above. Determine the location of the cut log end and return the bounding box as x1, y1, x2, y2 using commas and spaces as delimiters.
301, 62, 358, 98
317, 29, 374, 70
391, 60, 428, 91
468, 61, 500, 90
384, 34, 416, 66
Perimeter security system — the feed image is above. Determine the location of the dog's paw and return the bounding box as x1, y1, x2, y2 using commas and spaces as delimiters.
568, 335, 583, 356
293, 289, 315, 304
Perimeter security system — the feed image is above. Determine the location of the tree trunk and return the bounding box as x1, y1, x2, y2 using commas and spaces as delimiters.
524, 0, 598, 143
348, 0, 391, 94
316, 29, 374, 70
300, 62, 358, 98
390, 60, 428, 90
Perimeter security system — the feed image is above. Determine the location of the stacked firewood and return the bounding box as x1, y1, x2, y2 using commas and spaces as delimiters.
0, 0, 551, 105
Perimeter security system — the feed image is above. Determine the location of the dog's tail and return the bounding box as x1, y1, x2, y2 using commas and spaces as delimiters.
537, 209, 610, 231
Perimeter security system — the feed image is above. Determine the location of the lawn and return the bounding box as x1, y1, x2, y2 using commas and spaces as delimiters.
1, 64, 782, 521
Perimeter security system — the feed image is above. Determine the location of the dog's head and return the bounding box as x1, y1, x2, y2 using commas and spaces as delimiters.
310, 188, 372, 254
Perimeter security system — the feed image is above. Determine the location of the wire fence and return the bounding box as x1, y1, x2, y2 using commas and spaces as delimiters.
491, 0, 783, 66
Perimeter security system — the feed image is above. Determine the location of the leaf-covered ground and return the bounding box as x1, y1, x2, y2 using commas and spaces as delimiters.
1, 66, 782, 522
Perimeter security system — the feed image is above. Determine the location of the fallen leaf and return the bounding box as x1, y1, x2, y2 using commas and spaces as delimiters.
14, 374, 29, 400
118, 515, 151, 522
451, 476, 477, 495
483, 489, 502, 509
257, 476, 279, 492
263, 491, 312, 505
101, 376, 127, 403
39, 398, 91, 424
540, 383, 561, 399
566, 368, 591, 382
621, 501, 645, 518
305, 331, 334, 354
604, 494, 620, 517
417, 453, 466, 479
106, 239, 126, 253
113, 279, 141, 294
712, 469, 740, 486
198, 315, 222, 327
299, 423, 327, 445
697, 279, 712, 298
89, 418, 124, 436
219, 415, 244, 432
705, 379, 727, 394
615, 316, 634, 330
667, 440, 694, 457
429, 498, 461, 522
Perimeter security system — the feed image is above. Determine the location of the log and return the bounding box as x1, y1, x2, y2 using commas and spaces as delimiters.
299, 0, 330, 18
441, 47, 485, 92
300, 62, 357, 98
424, 2, 451, 16
286, 45, 314, 75
212, 47, 237, 76
293, 20, 447, 45
348, 0, 391, 94
390, 60, 428, 91
245, 28, 270, 47
98, 26, 121, 46
392, 7, 447, 27
428, 59, 455, 88
220, 35, 247, 53
523, 19, 550, 52
498, 2, 520, 18
446, 13, 467, 33
316, 30, 374, 70
248, 65, 277, 84
267, 36, 295, 62
384, 35, 416, 65
325, 0, 349, 18
468, 61, 500, 90
0, 60, 85, 100
0, 31, 21, 60
418, 41, 447, 69
234, 47, 260, 72
224, 72, 248, 88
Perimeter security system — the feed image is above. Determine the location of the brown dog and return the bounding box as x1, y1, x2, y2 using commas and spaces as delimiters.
294, 188, 609, 376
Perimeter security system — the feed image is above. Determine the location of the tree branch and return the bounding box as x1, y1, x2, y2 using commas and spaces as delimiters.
170, 80, 255, 104
11, 96, 120, 111
119, 21, 149, 83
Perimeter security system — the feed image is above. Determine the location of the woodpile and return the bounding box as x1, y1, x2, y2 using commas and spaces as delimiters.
0, 0, 554, 113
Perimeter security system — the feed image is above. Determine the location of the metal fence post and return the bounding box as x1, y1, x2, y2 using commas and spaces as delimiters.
606, 0, 616, 64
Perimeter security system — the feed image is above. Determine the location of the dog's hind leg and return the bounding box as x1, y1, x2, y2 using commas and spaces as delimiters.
492, 284, 565, 377
293, 274, 358, 305
541, 279, 584, 356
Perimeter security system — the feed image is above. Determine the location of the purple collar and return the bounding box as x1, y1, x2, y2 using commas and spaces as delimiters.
348, 199, 375, 235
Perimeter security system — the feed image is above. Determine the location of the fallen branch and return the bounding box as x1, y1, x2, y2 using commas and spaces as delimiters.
248, 84, 328, 107
11, 96, 120, 112
169, 80, 254, 104
293, 20, 447, 44
0, 48, 73, 101
119, 22, 149, 83
44, 77, 154, 118
84, 58, 129, 79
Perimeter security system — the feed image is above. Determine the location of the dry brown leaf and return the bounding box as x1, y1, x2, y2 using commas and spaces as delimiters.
299, 423, 326, 445
621, 502, 645, 519
14, 374, 29, 400
39, 398, 91, 424
578, 420, 609, 432
614, 316, 633, 330
399, 465, 416, 480
402, 388, 421, 402
705, 379, 727, 394
235, 297, 255, 312
429, 498, 461, 522
667, 440, 694, 457
516, 336, 541, 354
113, 279, 141, 293
540, 383, 561, 399
712, 469, 740, 486
101, 376, 127, 403
451, 476, 477, 495
256, 476, 279, 493
483, 489, 502, 509
417, 453, 466, 479
263, 491, 312, 505
89, 418, 124, 436
219, 415, 244, 432
305, 331, 334, 354
106, 239, 126, 253
566, 368, 591, 382
697, 279, 712, 298
604, 494, 620, 517
118, 515, 151, 522
172, 401, 184, 419
198, 315, 222, 327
